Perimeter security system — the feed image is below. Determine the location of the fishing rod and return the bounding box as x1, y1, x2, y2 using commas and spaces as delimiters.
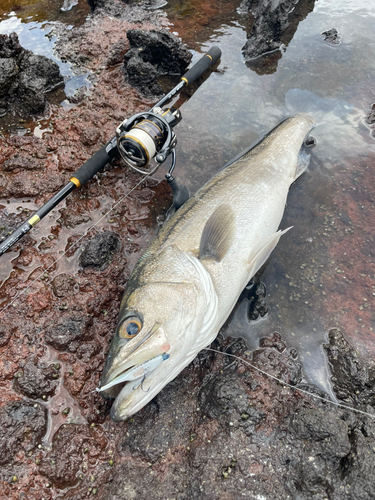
0, 46, 222, 257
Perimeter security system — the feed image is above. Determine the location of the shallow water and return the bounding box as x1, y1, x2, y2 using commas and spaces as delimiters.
0, 0, 91, 115
1, 0, 375, 399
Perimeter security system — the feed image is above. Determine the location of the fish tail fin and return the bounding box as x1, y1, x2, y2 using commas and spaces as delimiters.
285, 89, 353, 126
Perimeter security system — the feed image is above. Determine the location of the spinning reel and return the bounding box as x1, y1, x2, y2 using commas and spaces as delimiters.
116, 107, 181, 175
0, 46, 221, 257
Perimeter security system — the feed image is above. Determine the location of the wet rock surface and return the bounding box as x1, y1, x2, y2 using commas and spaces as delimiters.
13, 358, 60, 399
106, 335, 375, 500
247, 281, 268, 320
124, 29, 192, 96
0, 33, 63, 117
0, 401, 47, 467
45, 316, 92, 351
79, 231, 120, 269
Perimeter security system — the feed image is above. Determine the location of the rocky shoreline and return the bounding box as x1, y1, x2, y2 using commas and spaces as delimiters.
0, 1, 375, 499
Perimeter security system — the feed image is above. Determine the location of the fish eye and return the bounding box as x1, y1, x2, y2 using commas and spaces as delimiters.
118, 317, 143, 339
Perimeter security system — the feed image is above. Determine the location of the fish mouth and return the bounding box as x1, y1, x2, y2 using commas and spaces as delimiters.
98, 323, 170, 404
98, 352, 170, 400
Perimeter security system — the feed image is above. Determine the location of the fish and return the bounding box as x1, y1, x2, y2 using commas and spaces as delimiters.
99, 115, 314, 421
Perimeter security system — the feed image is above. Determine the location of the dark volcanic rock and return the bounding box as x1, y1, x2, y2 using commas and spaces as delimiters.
0, 401, 47, 465
45, 316, 91, 351
0, 32, 63, 117
324, 328, 375, 407
247, 281, 268, 320
321, 27, 342, 45
39, 424, 104, 489
365, 103, 375, 125
241, 0, 316, 75
13, 358, 59, 399
123, 29, 192, 96
79, 231, 120, 269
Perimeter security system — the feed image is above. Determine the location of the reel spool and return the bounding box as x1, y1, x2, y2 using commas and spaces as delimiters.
116, 107, 182, 175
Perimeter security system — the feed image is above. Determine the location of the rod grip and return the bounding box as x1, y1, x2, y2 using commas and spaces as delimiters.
181, 46, 221, 86
72, 145, 112, 187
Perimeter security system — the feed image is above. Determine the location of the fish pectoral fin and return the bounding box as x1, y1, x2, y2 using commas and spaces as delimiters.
199, 204, 235, 262
247, 227, 292, 275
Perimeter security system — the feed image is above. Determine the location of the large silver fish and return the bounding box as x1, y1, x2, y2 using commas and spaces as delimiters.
99, 115, 313, 421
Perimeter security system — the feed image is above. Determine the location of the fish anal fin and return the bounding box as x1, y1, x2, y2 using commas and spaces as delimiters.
248, 227, 292, 275
199, 204, 235, 262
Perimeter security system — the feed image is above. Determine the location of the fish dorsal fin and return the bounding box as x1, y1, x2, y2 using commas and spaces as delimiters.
247, 227, 292, 276
199, 204, 235, 262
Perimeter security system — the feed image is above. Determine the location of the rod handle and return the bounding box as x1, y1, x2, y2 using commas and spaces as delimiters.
71, 144, 113, 187
181, 46, 221, 86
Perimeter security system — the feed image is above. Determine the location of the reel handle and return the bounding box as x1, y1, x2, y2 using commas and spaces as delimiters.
181, 46, 222, 86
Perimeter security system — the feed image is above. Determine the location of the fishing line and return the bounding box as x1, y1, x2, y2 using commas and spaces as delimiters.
0, 172, 152, 316
204, 347, 375, 420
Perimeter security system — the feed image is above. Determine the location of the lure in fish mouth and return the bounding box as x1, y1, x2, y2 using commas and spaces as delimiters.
99, 115, 315, 421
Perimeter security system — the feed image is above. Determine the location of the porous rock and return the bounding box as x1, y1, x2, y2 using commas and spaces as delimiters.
39, 424, 101, 488
0, 324, 16, 347
0, 32, 63, 117
247, 281, 268, 320
0, 401, 47, 465
123, 29, 192, 96
44, 316, 91, 351
324, 328, 375, 406
79, 231, 120, 269
13, 358, 59, 399
51, 273, 76, 298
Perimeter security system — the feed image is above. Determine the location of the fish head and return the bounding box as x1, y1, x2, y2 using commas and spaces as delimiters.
99, 246, 218, 421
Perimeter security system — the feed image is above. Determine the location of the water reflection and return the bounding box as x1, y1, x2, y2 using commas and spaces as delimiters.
240, 0, 316, 75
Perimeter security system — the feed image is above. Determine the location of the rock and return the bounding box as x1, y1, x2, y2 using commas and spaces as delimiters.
365, 103, 375, 125
123, 29, 192, 96
13, 358, 60, 399
291, 408, 351, 458
79, 231, 120, 269
241, 0, 316, 74
106, 38, 128, 66
45, 316, 91, 351
2, 155, 41, 172
51, 273, 76, 298
247, 281, 268, 320
0, 401, 47, 465
125, 56, 162, 96
0, 210, 30, 245
0, 58, 18, 95
324, 328, 375, 407
39, 424, 101, 488
321, 28, 342, 45
0, 324, 16, 347
57, 210, 92, 228
0, 33, 63, 117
